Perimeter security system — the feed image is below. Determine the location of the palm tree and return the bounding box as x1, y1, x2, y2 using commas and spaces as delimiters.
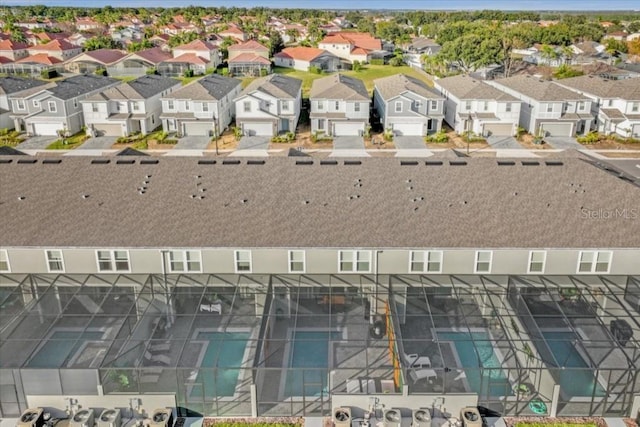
560, 46, 574, 65
540, 44, 559, 65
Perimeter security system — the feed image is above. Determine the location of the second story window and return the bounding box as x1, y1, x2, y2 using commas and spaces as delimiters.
607, 99, 613, 107
202, 102, 209, 112
632, 102, 639, 112
92, 104, 99, 113
483, 101, 488, 111
577, 251, 612, 273
339, 250, 371, 273
430, 100, 437, 110
414, 100, 422, 110
465, 100, 471, 110
475, 251, 492, 273
546, 103, 553, 113
282, 101, 289, 111
133, 102, 140, 111
0, 250, 10, 272
577, 101, 585, 111
288, 250, 305, 273
317, 101, 324, 110
96, 250, 130, 272
33, 100, 40, 108
395, 101, 402, 113
244, 101, 251, 113
17, 99, 25, 110
354, 102, 360, 112
168, 250, 201, 273
505, 103, 512, 112
528, 251, 546, 273
168, 100, 175, 110
335, 101, 339, 111
46, 250, 65, 273
410, 251, 443, 273
48, 101, 56, 113
235, 250, 252, 273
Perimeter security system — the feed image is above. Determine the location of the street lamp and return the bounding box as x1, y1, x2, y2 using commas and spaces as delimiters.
467, 112, 472, 155
212, 115, 219, 156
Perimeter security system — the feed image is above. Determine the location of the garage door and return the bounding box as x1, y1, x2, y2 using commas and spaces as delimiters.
93, 123, 122, 136
540, 122, 572, 137
392, 122, 423, 136
333, 121, 363, 136
242, 122, 273, 136
183, 121, 213, 136
632, 124, 640, 137
483, 123, 513, 137
32, 122, 62, 136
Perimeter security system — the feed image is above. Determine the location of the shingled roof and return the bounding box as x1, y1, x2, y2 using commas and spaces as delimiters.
84, 75, 179, 101
310, 74, 369, 101
0, 157, 638, 249
45, 75, 119, 100
0, 76, 47, 95
490, 75, 591, 102
374, 74, 442, 101
556, 75, 640, 100
239, 74, 302, 99
436, 74, 518, 101
163, 74, 241, 101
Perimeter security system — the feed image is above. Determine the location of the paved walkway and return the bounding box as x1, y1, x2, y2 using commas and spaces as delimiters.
77, 136, 117, 150
495, 149, 539, 158
174, 136, 210, 150
17, 136, 56, 150
544, 136, 583, 149
487, 135, 524, 149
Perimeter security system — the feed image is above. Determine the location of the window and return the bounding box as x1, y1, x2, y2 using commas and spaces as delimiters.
339, 250, 371, 273
48, 101, 57, 113
202, 102, 209, 112
354, 102, 360, 112
465, 100, 471, 110
414, 100, 422, 110
33, 100, 40, 108
185, 102, 189, 111
244, 101, 251, 113
17, 99, 25, 110
168, 100, 175, 110
410, 251, 443, 273
577, 251, 612, 273
335, 101, 340, 111
45, 250, 65, 272
282, 101, 289, 111
430, 100, 437, 110
395, 101, 402, 113
0, 250, 10, 272
632, 102, 639, 112
318, 119, 325, 130
92, 103, 99, 113
546, 103, 553, 113
483, 101, 488, 111
317, 101, 324, 110
96, 250, 130, 272
505, 102, 512, 112
288, 250, 305, 273
577, 101, 585, 111
474, 251, 492, 273
133, 102, 140, 111
528, 251, 546, 273
73, 99, 78, 108
607, 99, 613, 107
168, 250, 201, 273
235, 250, 252, 273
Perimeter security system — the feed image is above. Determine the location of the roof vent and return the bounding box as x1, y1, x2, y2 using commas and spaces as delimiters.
0, 159, 13, 164
116, 159, 135, 164
426, 160, 443, 166
247, 159, 265, 165
222, 159, 241, 165
198, 159, 216, 165
91, 159, 110, 164
43, 159, 62, 164
17, 159, 37, 164
545, 161, 564, 166
82, 194, 90, 199
140, 159, 159, 165
522, 161, 539, 166
401, 160, 419, 166
497, 160, 515, 166
18, 196, 25, 200
449, 160, 467, 166
295, 160, 313, 165
320, 160, 338, 165
344, 160, 361, 165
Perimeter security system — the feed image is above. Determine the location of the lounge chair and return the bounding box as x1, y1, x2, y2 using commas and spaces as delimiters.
404, 352, 431, 368
409, 368, 437, 384
200, 302, 222, 314
346, 378, 361, 393
148, 342, 171, 353
144, 351, 171, 366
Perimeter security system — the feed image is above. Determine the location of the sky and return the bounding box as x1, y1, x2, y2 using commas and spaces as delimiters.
3, 0, 640, 11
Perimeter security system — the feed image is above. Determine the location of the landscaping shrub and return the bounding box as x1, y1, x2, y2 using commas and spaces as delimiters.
232, 126, 243, 141
383, 128, 394, 142
259, 68, 268, 77
370, 58, 384, 66
424, 130, 449, 143
271, 131, 295, 143
311, 131, 332, 143
40, 69, 57, 79
389, 56, 404, 67
221, 68, 230, 76
94, 68, 107, 76
352, 60, 362, 72
145, 67, 158, 75
182, 68, 194, 78
308, 65, 322, 74
577, 131, 602, 144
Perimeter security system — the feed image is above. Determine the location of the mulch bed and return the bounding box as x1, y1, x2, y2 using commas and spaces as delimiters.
202, 417, 304, 427
504, 417, 638, 427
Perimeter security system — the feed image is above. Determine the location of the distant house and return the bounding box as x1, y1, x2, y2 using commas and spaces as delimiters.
81, 75, 181, 137
318, 32, 382, 63
149, 34, 171, 48
309, 74, 370, 136
234, 74, 302, 137
556, 75, 640, 138
0, 39, 29, 61
159, 23, 199, 36
160, 74, 242, 136
403, 37, 441, 68
8, 74, 119, 136
65, 49, 128, 74
0, 77, 48, 130
435, 74, 521, 137
107, 47, 172, 77
218, 24, 248, 42
75, 17, 105, 32
274, 47, 340, 72
373, 74, 445, 136
487, 75, 594, 137
603, 32, 628, 41
159, 40, 220, 76
28, 39, 82, 62
228, 40, 271, 77
12, 53, 63, 75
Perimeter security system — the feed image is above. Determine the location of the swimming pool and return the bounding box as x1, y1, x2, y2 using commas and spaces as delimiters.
27, 330, 104, 368
437, 331, 514, 397
285, 330, 342, 398
191, 331, 250, 398
541, 331, 606, 397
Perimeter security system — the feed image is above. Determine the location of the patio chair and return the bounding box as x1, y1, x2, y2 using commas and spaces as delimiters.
200, 302, 222, 314
144, 351, 171, 366
346, 378, 361, 393
409, 368, 437, 384
148, 342, 171, 353
404, 352, 431, 368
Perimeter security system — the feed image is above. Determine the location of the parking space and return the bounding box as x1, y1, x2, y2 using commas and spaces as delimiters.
544, 136, 583, 150
237, 136, 270, 151
330, 136, 369, 157
77, 136, 118, 150
487, 135, 524, 149
394, 136, 427, 150
174, 136, 211, 150
17, 136, 57, 150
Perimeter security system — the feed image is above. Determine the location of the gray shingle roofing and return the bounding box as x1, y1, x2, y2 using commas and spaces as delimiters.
490, 75, 591, 102
164, 74, 242, 101
0, 157, 638, 249
557, 75, 640, 101
85, 75, 180, 101
46, 75, 119, 100
0, 76, 48, 95
435, 74, 517, 101
374, 74, 442, 100
310, 74, 369, 101
238, 74, 302, 99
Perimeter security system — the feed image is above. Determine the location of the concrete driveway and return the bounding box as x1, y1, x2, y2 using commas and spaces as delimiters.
77, 136, 118, 150
174, 136, 211, 150
17, 136, 57, 150
544, 136, 583, 150
487, 135, 523, 149
330, 136, 369, 157
394, 135, 433, 158
237, 136, 270, 150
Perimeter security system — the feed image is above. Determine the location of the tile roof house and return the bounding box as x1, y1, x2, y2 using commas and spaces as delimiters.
160, 74, 242, 137
555, 75, 640, 138
218, 24, 248, 42
274, 47, 340, 72
309, 74, 370, 136
435, 74, 521, 137
8, 74, 119, 136
318, 32, 382, 63
228, 40, 271, 77
0, 39, 30, 61
65, 49, 128, 74
107, 47, 172, 77
0, 76, 48, 129
373, 74, 445, 136
28, 39, 82, 61
159, 40, 221, 76
75, 17, 105, 32
81, 74, 181, 137
487, 75, 595, 137
234, 74, 302, 137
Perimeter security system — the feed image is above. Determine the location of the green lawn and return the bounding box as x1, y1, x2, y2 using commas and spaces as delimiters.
47, 132, 88, 150
268, 64, 433, 97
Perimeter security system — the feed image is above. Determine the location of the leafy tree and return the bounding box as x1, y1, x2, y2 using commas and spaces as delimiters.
285, 28, 299, 43
437, 33, 502, 72
605, 38, 628, 54
628, 21, 640, 33
389, 56, 404, 67
127, 39, 154, 52
628, 39, 640, 56
268, 31, 284, 56
540, 44, 560, 63
84, 36, 122, 51
554, 64, 584, 79
168, 32, 199, 48
9, 29, 26, 43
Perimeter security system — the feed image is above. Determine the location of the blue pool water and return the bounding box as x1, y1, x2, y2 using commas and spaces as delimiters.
285, 331, 342, 397
542, 331, 606, 397
191, 331, 250, 398
27, 330, 104, 367
437, 331, 514, 397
